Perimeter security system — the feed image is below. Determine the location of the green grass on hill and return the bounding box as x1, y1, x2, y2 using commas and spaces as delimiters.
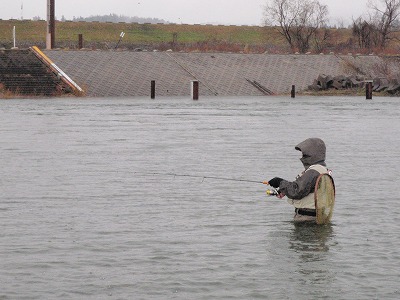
0, 20, 277, 43
0, 19, 382, 54
0, 19, 298, 51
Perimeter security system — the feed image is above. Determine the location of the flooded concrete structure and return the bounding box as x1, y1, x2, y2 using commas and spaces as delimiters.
44, 50, 390, 97
2, 48, 398, 97
0, 48, 73, 96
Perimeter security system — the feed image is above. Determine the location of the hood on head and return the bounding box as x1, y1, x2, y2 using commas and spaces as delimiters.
295, 138, 326, 169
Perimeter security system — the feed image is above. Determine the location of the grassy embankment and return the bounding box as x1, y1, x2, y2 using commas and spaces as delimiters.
0, 19, 354, 53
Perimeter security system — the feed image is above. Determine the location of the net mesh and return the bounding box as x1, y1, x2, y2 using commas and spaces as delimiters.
315, 174, 335, 225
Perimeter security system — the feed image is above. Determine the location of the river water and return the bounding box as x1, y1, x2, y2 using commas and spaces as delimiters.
1, 96, 399, 299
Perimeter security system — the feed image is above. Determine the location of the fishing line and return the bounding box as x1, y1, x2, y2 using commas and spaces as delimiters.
84, 169, 279, 196
136, 171, 280, 197
133, 171, 269, 184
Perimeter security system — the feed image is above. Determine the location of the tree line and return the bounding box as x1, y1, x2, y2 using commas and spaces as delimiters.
37, 13, 167, 24
264, 0, 400, 53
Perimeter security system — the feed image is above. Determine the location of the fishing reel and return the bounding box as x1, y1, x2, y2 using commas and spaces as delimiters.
266, 187, 285, 198
266, 188, 279, 196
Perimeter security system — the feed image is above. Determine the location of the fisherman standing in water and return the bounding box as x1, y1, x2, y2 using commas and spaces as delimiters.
268, 138, 332, 222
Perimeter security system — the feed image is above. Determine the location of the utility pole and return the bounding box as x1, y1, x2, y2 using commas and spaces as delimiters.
46, 0, 55, 49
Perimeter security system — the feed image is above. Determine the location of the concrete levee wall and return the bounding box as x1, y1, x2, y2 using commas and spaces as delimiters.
0, 49, 73, 96
44, 50, 392, 97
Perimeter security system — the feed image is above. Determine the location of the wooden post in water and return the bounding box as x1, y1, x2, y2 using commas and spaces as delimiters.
191, 80, 199, 100
151, 80, 156, 99
365, 80, 373, 100
78, 34, 83, 49
291, 85, 296, 98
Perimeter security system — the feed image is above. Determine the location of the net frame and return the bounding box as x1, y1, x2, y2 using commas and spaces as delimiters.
314, 173, 335, 225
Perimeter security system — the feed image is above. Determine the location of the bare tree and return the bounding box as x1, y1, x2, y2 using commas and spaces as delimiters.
264, 0, 329, 53
352, 17, 378, 50
313, 27, 330, 53
368, 0, 400, 48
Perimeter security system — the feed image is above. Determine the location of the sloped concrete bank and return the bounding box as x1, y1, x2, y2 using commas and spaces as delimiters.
0, 48, 75, 96
3, 49, 399, 97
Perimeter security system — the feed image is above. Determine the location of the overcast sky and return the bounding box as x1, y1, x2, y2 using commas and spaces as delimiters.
1, 0, 369, 26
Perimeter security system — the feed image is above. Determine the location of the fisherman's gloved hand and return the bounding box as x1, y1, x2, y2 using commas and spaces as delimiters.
268, 177, 284, 188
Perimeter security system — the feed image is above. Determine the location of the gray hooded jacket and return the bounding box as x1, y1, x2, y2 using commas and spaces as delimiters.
279, 138, 327, 200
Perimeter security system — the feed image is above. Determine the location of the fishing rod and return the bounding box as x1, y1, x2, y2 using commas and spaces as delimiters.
116, 170, 280, 197
146, 171, 280, 197
134, 171, 270, 185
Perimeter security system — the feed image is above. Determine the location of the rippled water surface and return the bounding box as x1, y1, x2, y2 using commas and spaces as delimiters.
1, 96, 400, 299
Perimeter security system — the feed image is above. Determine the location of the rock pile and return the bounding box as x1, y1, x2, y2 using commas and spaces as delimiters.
373, 77, 400, 94
308, 74, 400, 95
308, 74, 365, 91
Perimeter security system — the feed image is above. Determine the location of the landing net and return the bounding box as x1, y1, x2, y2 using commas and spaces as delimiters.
315, 174, 335, 225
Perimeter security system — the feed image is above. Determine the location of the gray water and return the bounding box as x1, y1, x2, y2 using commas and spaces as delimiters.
1, 96, 400, 299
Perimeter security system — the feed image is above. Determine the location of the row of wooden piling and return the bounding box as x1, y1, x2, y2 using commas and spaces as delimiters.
151, 80, 199, 100
150, 82, 373, 100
